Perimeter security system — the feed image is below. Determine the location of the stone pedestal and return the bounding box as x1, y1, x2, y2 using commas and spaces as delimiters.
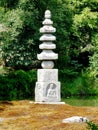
35, 69, 61, 102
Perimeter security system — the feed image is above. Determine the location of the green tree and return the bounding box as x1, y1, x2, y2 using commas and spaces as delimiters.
1, 0, 39, 70
0, 0, 75, 70
0, 0, 98, 72
70, 0, 98, 71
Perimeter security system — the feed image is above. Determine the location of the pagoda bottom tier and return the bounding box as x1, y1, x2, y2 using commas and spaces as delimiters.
35, 69, 61, 102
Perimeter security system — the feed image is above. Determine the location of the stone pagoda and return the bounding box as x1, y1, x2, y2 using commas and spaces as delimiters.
35, 10, 63, 104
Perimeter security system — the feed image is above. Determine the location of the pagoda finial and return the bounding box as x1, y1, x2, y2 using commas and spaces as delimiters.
45, 10, 51, 19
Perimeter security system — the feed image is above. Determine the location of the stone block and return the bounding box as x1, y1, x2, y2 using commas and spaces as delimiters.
37, 69, 58, 82
37, 50, 58, 60
35, 81, 61, 102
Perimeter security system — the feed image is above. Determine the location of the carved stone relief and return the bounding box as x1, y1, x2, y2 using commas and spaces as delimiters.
46, 83, 57, 98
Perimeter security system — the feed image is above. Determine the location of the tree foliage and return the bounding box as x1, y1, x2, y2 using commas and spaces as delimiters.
0, 0, 39, 69
0, 0, 98, 72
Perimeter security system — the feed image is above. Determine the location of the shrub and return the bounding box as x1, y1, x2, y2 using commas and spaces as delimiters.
60, 70, 97, 98
0, 69, 37, 100
87, 121, 98, 130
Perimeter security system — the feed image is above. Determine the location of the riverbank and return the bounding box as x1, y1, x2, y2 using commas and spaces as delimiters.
0, 100, 98, 130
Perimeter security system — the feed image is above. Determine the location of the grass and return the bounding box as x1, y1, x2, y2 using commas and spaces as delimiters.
0, 100, 98, 130
87, 121, 98, 130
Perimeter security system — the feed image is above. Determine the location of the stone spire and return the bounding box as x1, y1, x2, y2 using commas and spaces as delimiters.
35, 10, 64, 104
37, 10, 58, 69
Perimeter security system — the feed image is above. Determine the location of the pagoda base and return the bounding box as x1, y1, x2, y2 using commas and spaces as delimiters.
35, 69, 61, 103
35, 81, 61, 102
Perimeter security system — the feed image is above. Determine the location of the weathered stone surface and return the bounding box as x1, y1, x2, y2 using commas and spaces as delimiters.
37, 50, 58, 60
39, 42, 56, 50
41, 61, 54, 69
42, 19, 53, 25
45, 10, 51, 19
62, 116, 89, 123
37, 69, 58, 82
35, 102, 65, 104
35, 82, 61, 102
40, 34, 56, 41
40, 25, 56, 33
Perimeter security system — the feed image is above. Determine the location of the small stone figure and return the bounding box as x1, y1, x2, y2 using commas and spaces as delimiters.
47, 83, 57, 98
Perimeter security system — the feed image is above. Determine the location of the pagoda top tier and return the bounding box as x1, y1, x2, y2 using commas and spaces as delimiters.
40, 10, 56, 34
